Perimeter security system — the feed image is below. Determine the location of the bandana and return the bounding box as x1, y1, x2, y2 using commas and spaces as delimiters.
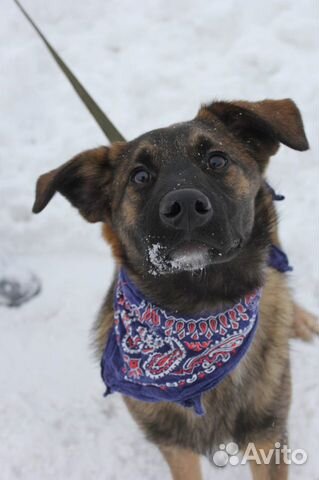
101, 244, 291, 415
101, 185, 292, 415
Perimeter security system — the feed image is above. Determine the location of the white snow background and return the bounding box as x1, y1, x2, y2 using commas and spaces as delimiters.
0, 0, 318, 478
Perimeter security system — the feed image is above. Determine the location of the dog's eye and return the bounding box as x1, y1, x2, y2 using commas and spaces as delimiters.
208, 152, 228, 170
130, 168, 151, 185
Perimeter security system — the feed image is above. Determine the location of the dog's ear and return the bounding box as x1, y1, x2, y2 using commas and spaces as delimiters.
32, 145, 118, 223
197, 98, 309, 163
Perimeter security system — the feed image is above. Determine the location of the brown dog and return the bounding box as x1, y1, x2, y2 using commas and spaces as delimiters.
33, 98, 317, 479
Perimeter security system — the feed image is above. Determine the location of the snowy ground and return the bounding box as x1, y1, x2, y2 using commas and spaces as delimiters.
1, 0, 318, 478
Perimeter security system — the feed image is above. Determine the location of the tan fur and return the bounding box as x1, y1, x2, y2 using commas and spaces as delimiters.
196, 107, 216, 124
235, 268, 293, 415
160, 446, 202, 480
291, 303, 319, 341
108, 141, 127, 164
249, 439, 288, 480
94, 309, 116, 356
225, 167, 251, 196
132, 141, 157, 157
102, 224, 124, 264
121, 192, 139, 227
250, 462, 288, 480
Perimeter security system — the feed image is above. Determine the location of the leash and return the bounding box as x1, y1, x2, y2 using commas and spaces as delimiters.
13, 0, 125, 143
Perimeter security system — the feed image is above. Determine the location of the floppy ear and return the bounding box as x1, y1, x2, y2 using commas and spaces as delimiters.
197, 98, 309, 163
32, 146, 115, 223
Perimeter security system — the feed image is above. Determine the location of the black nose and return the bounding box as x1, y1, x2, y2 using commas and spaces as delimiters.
159, 188, 213, 231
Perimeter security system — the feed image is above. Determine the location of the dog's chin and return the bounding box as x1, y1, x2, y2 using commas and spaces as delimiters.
169, 244, 211, 272
147, 241, 242, 275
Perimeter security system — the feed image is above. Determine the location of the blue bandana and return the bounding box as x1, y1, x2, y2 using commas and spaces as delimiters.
101, 270, 262, 415
101, 187, 292, 416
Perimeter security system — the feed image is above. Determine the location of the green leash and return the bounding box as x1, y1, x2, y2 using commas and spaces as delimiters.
13, 0, 126, 143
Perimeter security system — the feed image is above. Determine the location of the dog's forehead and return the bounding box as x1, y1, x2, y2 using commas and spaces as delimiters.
128, 120, 221, 156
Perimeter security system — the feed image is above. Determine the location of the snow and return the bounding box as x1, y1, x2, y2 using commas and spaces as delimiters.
148, 242, 211, 274
148, 242, 164, 275
0, 0, 318, 478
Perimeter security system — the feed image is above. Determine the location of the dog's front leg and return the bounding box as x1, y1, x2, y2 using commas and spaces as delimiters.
159, 446, 202, 480
249, 440, 288, 480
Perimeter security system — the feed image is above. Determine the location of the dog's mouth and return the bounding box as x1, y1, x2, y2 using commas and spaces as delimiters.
148, 239, 242, 275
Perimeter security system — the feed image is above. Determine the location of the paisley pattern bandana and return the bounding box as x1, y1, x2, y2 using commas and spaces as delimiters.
101, 244, 292, 415
101, 271, 262, 415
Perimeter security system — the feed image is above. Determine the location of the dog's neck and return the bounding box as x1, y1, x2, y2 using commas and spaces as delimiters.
122, 242, 291, 315
125, 265, 263, 316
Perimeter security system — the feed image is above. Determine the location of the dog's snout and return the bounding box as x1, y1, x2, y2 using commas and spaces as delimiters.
159, 188, 213, 230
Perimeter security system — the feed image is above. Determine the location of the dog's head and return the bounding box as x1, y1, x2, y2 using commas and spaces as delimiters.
33, 99, 308, 278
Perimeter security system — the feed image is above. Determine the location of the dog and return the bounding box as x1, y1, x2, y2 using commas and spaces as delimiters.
33, 98, 317, 479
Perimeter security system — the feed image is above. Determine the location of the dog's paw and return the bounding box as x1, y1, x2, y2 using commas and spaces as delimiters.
292, 303, 319, 342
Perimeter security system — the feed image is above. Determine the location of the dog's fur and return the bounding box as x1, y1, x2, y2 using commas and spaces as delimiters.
33, 98, 318, 480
